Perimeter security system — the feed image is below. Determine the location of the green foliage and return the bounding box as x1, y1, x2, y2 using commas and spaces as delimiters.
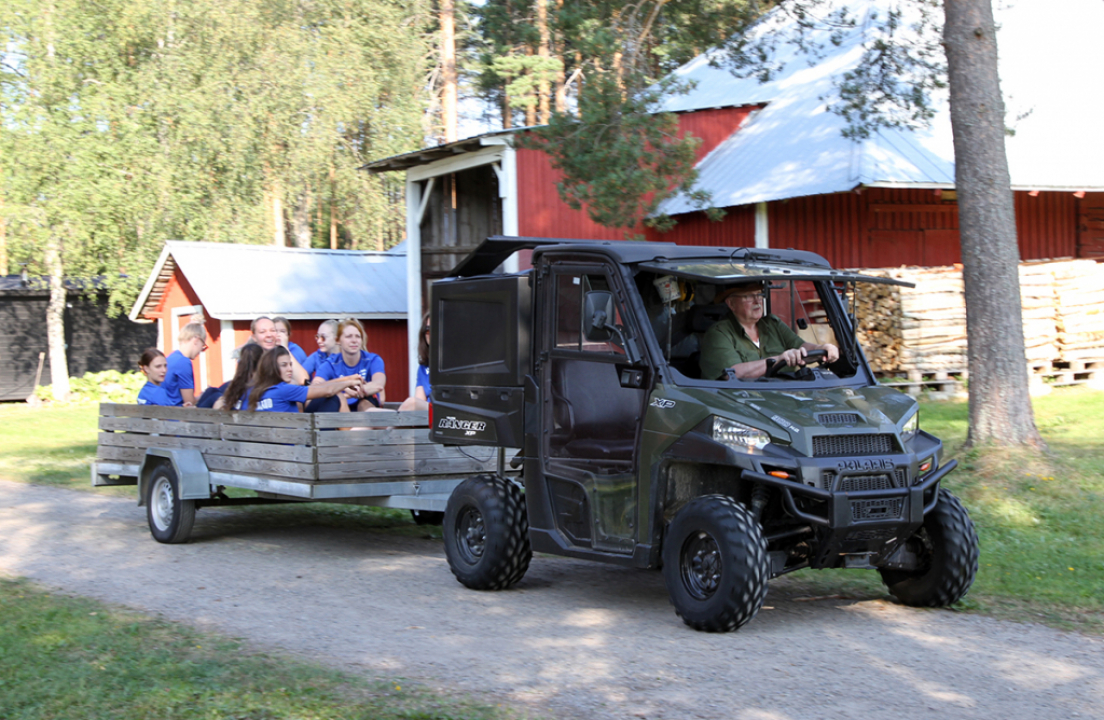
521, 76, 716, 231
34, 370, 147, 405
0, 577, 508, 720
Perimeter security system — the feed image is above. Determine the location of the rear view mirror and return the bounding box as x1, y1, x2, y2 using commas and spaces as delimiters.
583, 291, 615, 341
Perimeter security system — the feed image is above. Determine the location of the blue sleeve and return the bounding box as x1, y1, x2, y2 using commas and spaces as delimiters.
138, 383, 172, 406
289, 342, 308, 365
166, 352, 195, 390
416, 365, 432, 399
368, 353, 385, 377
302, 351, 320, 375
314, 357, 337, 381
276, 382, 310, 405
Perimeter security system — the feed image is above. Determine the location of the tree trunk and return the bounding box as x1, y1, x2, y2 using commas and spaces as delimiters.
44, 236, 70, 402
537, 0, 551, 124
943, 0, 1043, 448
440, 0, 458, 142
0, 192, 7, 274
292, 186, 312, 248
271, 181, 286, 246
554, 0, 566, 113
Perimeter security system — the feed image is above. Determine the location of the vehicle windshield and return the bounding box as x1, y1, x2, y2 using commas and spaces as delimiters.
635, 269, 873, 388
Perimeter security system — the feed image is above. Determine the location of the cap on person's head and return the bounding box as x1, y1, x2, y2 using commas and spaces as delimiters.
715, 282, 767, 304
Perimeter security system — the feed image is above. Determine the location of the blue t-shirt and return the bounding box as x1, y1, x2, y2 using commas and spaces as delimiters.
416, 364, 432, 402
137, 382, 175, 406
288, 342, 308, 365
235, 383, 309, 412
316, 350, 385, 406
161, 350, 194, 406
302, 349, 333, 377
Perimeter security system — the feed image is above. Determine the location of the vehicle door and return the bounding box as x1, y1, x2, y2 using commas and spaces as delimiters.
538, 261, 650, 553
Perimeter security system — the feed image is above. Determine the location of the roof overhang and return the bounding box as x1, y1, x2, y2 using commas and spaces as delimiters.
129, 244, 175, 321
363, 129, 523, 173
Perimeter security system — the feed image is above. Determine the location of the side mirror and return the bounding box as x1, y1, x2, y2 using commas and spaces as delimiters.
583, 291, 615, 341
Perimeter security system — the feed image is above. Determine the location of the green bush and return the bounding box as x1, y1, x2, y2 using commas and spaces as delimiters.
34, 370, 147, 404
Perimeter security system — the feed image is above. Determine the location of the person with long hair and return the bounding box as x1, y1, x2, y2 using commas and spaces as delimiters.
399, 312, 432, 412
136, 348, 174, 406
241, 346, 360, 413
311, 317, 385, 412
214, 343, 265, 411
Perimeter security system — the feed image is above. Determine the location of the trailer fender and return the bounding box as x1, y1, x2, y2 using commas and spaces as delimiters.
138, 448, 211, 507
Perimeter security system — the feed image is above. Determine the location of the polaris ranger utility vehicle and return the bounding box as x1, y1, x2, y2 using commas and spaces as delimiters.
430, 236, 978, 632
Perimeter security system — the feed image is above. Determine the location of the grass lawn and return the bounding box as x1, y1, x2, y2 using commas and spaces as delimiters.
1, 390, 1103, 634
0, 577, 510, 720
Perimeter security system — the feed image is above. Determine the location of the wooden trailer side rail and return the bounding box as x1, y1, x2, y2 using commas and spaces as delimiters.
94, 403, 501, 487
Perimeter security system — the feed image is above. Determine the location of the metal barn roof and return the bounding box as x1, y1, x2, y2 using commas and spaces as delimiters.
657, 0, 1104, 215
130, 241, 407, 321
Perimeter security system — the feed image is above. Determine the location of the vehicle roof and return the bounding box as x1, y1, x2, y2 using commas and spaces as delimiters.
450, 236, 833, 277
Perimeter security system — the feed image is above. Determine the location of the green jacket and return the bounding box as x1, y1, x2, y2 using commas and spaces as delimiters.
699, 313, 805, 380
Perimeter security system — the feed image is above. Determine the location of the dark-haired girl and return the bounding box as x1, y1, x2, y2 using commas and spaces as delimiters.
137, 348, 174, 406
240, 346, 360, 413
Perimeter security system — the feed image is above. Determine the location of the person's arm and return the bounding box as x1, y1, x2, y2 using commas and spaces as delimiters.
362, 371, 386, 398
289, 354, 310, 386
180, 388, 196, 406
305, 376, 360, 400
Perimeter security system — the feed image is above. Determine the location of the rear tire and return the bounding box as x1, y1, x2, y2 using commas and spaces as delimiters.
880, 488, 979, 607
145, 464, 195, 544
443, 475, 531, 590
662, 495, 769, 632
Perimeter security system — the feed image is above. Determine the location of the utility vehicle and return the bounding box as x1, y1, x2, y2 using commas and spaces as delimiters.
429, 236, 979, 632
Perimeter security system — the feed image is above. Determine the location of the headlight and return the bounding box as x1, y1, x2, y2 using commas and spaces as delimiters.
901, 411, 919, 442
713, 417, 772, 453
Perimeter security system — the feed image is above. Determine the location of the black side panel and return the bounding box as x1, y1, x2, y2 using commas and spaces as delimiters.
431, 385, 524, 447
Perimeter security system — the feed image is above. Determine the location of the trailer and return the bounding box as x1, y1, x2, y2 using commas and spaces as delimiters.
92, 403, 508, 543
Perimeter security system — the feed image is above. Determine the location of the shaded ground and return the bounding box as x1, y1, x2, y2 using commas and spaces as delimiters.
1, 479, 1101, 720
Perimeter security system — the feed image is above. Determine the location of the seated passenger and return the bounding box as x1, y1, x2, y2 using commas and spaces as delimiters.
399, 313, 432, 412
273, 316, 308, 366
699, 282, 839, 380
240, 346, 360, 413
163, 323, 206, 406
302, 319, 339, 378
310, 318, 385, 412
136, 348, 175, 406
214, 343, 264, 411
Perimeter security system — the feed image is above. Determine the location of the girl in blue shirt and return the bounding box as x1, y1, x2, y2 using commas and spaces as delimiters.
243, 346, 360, 413
136, 348, 175, 406
399, 313, 432, 412
214, 343, 264, 411
311, 317, 386, 411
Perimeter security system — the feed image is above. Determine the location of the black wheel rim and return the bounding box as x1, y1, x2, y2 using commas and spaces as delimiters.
680, 530, 722, 600
455, 506, 486, 565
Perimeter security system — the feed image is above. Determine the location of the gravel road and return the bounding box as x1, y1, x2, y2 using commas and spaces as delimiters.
1, 479, 1101, 720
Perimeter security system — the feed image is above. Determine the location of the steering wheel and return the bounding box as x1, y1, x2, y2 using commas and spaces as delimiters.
764, 349, 828, 378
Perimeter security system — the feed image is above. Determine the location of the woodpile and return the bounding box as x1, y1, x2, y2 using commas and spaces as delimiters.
853, 259, 1104, 374
1051, 260, 1104, 361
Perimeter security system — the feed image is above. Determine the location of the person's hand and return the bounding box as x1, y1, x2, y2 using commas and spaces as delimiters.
778, 347, 807, 367
183, 402, 195, 408
823, 343, 840, 363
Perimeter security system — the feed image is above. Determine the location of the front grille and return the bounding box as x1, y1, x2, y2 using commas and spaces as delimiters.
851, 498, 904, 521
818, 412, 861, 427
896, 468, 909, 486
840, 474, 894, 492
813, 434, 895, 457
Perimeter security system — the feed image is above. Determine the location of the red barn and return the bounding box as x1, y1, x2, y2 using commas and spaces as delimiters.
129, 242, 410, 400
367, 0, 1104, 357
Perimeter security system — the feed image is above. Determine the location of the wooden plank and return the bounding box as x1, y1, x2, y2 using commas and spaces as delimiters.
318, 443, 497, 463
100, 403, 313, 430
313, 411, 429, 429
316, 456, 493, 480
203, 454, 317, 480
219, 425, 315, 445
314, 427, 437, 447
97, 445, 144, 463
97, 432, 315, 463
99, 416, 222, 439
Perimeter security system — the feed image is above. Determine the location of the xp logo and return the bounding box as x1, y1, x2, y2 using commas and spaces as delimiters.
650, 398, 676, 409
437, 416, 487, 436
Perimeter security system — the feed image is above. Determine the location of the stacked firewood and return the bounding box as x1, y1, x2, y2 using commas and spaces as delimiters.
853, 259, 1104, 374
1051, 259, 1104, 361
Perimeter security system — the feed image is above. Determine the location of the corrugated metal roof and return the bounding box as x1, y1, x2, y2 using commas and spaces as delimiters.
130, 242, 407, 321
658, 0, 1104, 215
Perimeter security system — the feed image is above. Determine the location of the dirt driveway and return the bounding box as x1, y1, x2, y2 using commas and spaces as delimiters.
0, 479, 1100, 720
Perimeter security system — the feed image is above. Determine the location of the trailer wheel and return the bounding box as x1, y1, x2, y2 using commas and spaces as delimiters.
146, 463, 196, 544
443, 475, 531, 590
880, 488, 979, 607
410, 510, 445, 526
662, 495, 769, 632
